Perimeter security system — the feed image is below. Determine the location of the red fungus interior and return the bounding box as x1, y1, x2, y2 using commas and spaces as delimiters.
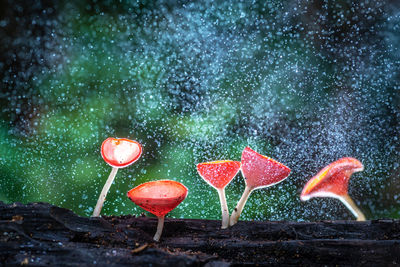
101, 137, 142, 168
301, 157, 364, 199
127, 180, 188, 217
241, 146, 291, 189
197, 160, 241, 189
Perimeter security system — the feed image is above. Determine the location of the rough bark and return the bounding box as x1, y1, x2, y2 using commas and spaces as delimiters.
1, 201, 399, 266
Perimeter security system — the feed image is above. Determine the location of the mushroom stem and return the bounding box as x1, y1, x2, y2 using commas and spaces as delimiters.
153, 215, 165, 242
217, 188, 229, 229
230, 185, 253, 226
92, 167, 119, 217
339, 194, 366, 221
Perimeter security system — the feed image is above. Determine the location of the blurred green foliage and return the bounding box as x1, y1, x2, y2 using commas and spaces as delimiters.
0, 0, 399, 221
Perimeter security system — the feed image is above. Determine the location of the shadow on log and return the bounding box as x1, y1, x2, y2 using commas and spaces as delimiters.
1, 202, 400, 266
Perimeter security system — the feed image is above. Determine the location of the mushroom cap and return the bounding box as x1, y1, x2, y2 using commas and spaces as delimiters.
241, 146, 291, 190
127, 180, 188, 217
300, 157, 364, 201
197, 160, 241, 189
101, 137, 142, 168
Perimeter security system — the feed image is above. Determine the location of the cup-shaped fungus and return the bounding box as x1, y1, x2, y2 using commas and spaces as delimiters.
229, 147, 291, 226
300, 157, 366, 221
92, 137, 142, 217
197, 160, 241, 229
127, 180, 188, 241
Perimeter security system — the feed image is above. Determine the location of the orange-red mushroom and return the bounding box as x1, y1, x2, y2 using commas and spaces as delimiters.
300, 157, 366, 221
230, 147, 291, 226
197, 160, 241, 229
127, 180, 188, 241
92, 137, 142, 217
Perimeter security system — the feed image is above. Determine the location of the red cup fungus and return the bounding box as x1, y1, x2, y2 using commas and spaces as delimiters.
92, 137, 142, 217
197, 160, 241, 229
127, 180, 188, 241
230, 146, 291, 226
300, 157, 366, 221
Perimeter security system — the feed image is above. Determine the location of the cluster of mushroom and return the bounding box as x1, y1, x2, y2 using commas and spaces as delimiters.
92, 137, 366, 241
198, 150, 366, 227
93, 137, 187, 241
197, 146, 291, 228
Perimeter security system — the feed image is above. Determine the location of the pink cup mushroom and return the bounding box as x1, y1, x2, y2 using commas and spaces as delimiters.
197, 160, 241, 229
230, 147, 291, 226
127, 180, 188, 241
300, 157, 366, 221
92, 137, 142, 217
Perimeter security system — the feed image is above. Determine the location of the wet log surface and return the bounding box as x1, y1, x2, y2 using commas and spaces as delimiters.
1, 202, 400, 266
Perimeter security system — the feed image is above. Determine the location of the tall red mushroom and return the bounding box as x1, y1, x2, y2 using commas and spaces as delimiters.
127, 180, 188, 241
197, 160, 241, 229
92, 137, 142, 217
300, 157, 366, 221
230, 147, 291, 226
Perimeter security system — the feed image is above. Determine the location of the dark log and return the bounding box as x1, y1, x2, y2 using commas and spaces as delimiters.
1, 202, 399, 266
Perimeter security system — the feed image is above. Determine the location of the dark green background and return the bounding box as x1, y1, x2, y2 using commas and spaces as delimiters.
1, 0, 399, 221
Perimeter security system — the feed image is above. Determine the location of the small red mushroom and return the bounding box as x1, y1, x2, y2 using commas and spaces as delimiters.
127, 180, 188, 241
197, 160, 241, 229
92, 137, 142, 217
300, 157, 366, 221
230, 147, 291, 226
